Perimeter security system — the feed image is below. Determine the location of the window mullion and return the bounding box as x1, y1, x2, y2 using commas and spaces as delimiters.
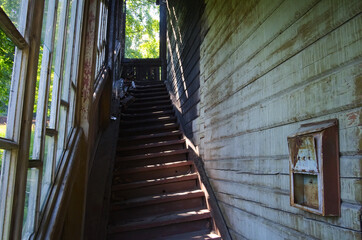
49, 0, 69, 130
0, 139, 18, 150
32, 0, 58, 162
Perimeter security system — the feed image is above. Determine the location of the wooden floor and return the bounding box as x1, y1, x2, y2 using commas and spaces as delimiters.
107, 81, 221, 240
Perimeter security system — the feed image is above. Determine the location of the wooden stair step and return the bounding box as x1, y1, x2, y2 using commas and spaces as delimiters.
120, 116, 176, 126
119, 123, 179, 137
116, 148, 188, 162
114, 160, 193, 175
134, 83, 165, 88
117, 139, 185, 152
130, 91, 169, 98
158, 230, 221, 240
134, 95, 170, 102
112, 173, 198, 192
118, 130, 182, 146
130, 86, 166, 92
131, 99, 171, 107
111, 189, 204, 211
113, 160, 193, 184
108, 209, 211, 234
125, 105, 172, 113
121, 110, 174, 119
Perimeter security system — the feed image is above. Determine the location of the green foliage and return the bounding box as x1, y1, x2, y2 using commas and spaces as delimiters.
0, 0, 21, 29
0, 29, 15, 116
125, 0, 160, 58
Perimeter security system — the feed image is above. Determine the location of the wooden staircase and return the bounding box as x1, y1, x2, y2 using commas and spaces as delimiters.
107, 81, 222, 240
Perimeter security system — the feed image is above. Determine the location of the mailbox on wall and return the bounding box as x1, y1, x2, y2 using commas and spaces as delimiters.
287, 119, 340, 216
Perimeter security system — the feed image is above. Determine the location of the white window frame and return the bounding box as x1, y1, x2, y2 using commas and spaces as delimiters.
0, 0, 85, 238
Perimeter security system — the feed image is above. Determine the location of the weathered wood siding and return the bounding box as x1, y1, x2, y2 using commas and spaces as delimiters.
167, 0, 362, 239
166, 0, 205, 139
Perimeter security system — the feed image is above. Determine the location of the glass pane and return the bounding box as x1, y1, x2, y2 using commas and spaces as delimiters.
0, 0, 27, 33
56, 106, 67, 167
40, 135, 53, 210
125, 0, 159, 58
0, 149, 4, 179
61, 0, 74, 102
49, 0, 66, 129
30, 0, 50, 160
0, 29, 15, 139
22, 168, 39, 239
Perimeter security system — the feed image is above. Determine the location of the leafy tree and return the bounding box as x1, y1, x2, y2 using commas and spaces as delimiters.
0, 29, 15, 116
125, 0, 159, 58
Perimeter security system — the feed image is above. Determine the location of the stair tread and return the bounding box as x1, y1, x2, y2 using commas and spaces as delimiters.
131, 99, 171, 106
125, 105, 172, 112
120, 116, 176, 126
112, 189, 204, 210
112, 172, 198, 191
157, 230, 221, 240
134, 95, 170, 102
117, 139, 185, 152
121, 109, 174, 118
117, 148, 188, 161
118, 130, 182, 142
108, 209, 211, 234
120, 122, 179, 133
114, 160, 192, 174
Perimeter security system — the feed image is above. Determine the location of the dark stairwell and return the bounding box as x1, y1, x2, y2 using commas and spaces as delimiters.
106, 81, 222, 240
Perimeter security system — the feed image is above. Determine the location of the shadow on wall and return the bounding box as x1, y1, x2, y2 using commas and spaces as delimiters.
165, 0, 205, 142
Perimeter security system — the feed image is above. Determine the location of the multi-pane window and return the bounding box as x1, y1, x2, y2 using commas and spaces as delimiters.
0, 0, 29, 238
24, 0, 84, 238
0, 0, 84, 238
95, 0, 109, 79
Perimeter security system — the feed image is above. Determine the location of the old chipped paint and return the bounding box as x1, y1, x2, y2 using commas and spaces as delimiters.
81, 0, 98, 137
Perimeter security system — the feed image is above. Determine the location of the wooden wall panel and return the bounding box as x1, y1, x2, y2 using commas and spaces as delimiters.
166, 0, 205, 140
167, 0, 362, 239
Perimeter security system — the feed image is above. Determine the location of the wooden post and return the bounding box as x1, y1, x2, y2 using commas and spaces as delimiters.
160, 1, 167, 81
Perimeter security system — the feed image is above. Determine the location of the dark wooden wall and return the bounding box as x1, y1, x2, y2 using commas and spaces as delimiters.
167, 0, 362, 239
166, 0, 205, 141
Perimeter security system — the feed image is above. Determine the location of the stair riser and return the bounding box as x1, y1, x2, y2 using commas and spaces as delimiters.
124, 105, 173, 114
134, 96, 170, 103
131, 92, 169, 98
121, 112, 174, 121
131, 100, 171, 108
118, 143, 185, 156
130, 87, 167, 92
115, 153, 187, 168
110, 197, 205, 224
112, 179, 198, 201
108, 219, 212, 240
113, 164, 192, 184
120, 118, 176, 128
130, 89, 168, 95
118, 134, 182, 146
119, 125, 179, 137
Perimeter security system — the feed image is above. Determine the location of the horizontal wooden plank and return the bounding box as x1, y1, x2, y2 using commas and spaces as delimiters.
202, 108, 361, 160
0, 138, 18, 150
219, 201, 321, 240
207, 168, 361, 204
204, 156, 362, 178
201, 0, 286, 75
203, 23, 362, 132
218, 194, 361, 239
202, 0, 361, 110
209, 179, 362, 232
